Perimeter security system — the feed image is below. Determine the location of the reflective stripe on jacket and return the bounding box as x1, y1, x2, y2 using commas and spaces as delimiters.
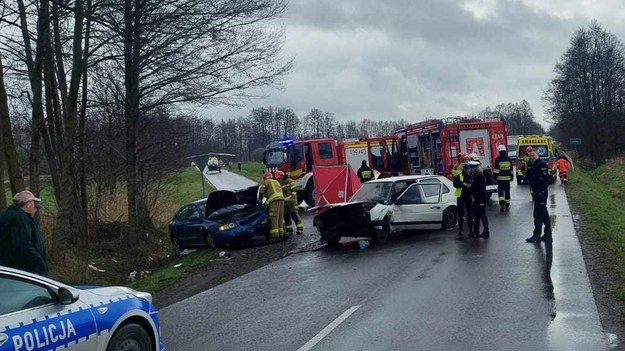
494, 156, 512, 181
282, 179, 298, 203
454, 173, 464, 197
261, 179, 284, 203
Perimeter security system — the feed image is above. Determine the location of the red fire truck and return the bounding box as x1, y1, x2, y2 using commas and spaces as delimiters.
393, 114, 508, 196
263, 136, 401, 206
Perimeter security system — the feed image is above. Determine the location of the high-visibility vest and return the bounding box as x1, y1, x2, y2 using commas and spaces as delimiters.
454, 173, 464, 197
494, 159, 512, 181
261, 179, 284, 203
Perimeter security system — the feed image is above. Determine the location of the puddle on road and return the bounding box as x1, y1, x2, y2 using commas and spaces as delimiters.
550, 215, 557, 228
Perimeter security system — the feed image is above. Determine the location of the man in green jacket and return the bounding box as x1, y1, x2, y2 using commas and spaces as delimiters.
0, 190, 48, 276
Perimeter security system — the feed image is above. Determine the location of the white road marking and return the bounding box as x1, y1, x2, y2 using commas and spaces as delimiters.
297, 305, 361, 351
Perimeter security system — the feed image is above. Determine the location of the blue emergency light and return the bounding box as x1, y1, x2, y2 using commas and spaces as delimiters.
277, 137, 294, 146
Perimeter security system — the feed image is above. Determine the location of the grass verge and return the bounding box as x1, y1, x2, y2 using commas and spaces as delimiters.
566, 162, 625, 302
128, 249, 220, 292
230, 162, 265, 183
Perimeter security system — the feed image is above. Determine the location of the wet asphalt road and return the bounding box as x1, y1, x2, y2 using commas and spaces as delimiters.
160, 180, 614, 351
202, 166, 259, 190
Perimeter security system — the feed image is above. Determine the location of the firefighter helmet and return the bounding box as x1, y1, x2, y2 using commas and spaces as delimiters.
274, 170, 285, 180
497, 145, 507, 152
263, 171, 273, 179
469, 152, 479, 161
457, 152, 469, 161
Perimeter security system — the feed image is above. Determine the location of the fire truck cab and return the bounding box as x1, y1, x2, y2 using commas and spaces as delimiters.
264, 138, 340, 207
263, 136, 401, 207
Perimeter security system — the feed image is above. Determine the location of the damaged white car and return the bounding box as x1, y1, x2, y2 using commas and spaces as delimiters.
313, 175, 458, 245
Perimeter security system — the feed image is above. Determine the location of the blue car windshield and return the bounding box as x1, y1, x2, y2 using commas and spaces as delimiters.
349, 182, 393, 203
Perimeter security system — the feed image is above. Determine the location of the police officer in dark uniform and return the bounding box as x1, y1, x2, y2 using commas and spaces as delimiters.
469, 160, 489, 238
494, 144, 513, 212
525, 146, 552, 243
357, 160, 374, 184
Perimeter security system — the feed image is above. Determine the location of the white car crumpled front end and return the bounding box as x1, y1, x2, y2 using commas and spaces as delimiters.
368, 203, 392, 229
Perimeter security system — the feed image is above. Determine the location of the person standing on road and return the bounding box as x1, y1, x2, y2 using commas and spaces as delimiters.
452, 153, 469, 177
357, 160, 374, 184
494, 145, 513, 212
260, 171, 285, 241
469, 161, 489, 238
525, 147, 553, 243
555, 154, 571, 185
276, 171, 303, 236
0, 191, 48, 276
453, 163, 473, 236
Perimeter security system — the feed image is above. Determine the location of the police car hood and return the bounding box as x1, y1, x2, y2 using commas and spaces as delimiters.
78, 286, 152, 303
205, 186, 259, 217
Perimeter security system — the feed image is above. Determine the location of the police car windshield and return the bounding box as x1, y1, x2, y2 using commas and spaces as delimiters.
265, 148, 286, 167
349, 182, 393, 203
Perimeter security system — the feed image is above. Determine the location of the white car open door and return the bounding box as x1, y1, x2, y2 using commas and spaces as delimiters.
390, 183, 443, 231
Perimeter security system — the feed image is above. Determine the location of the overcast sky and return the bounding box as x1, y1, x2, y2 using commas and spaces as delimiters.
203, 0, 625, 128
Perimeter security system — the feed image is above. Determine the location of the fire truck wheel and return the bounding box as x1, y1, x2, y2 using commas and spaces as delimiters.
304, 181, 315, 207
441, 207, 458, 229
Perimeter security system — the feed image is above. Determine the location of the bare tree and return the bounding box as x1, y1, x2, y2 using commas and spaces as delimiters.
303, 108, 324, 138
491, 100, 544, 135
106, 0, 291, 243
545, 22, 625, 164
0, 53, 25, 196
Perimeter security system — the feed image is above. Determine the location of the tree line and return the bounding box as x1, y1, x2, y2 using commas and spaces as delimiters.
187, 107, 410, 161
546, 21, 625, 165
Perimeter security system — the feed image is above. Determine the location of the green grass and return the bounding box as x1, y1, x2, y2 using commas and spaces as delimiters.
566, 163, 625, 302
230, 161, 265, 183
128, 249, 220, 293
158, 166, 216, 206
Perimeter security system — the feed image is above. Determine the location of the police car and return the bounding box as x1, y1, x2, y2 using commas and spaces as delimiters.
0, 266, 164, 351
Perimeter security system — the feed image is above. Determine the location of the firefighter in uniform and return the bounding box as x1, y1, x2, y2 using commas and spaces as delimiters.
452, 152, 469, 177
276, 171, 304, 235
357, 160, 374, 183
494, 144, 513, 212
525, 147, 553, 243
260, 171, 285, 240
453, 162, 473, 236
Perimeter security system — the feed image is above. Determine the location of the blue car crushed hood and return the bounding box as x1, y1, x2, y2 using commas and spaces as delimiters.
169, 186, 270, 249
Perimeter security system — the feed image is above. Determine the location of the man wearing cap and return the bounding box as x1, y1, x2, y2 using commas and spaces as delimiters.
0, 191, 48, 276
524, 148, 552, 243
